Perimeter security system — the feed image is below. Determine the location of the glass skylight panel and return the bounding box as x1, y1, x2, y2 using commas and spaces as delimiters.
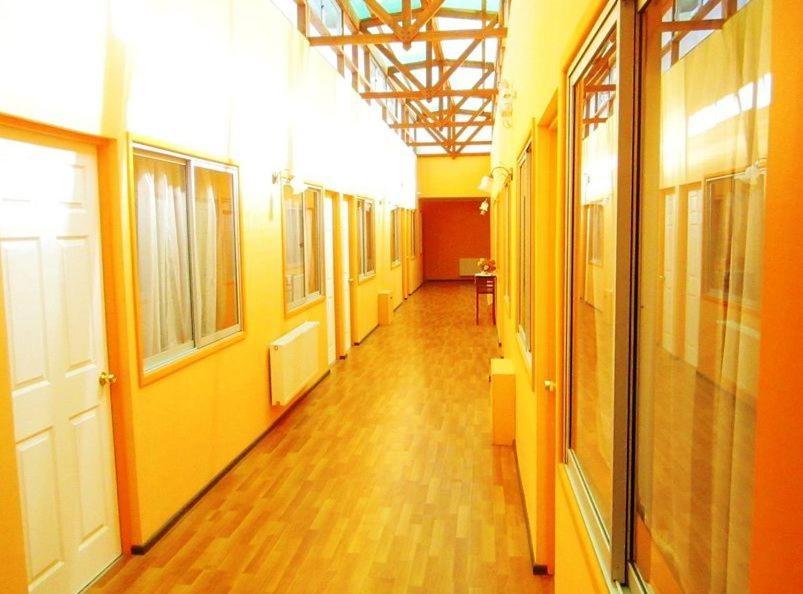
449, 68, 482, 90
442, 0, 500, 10
440, 39, 472, 59
461, 97, 486, 111
435, 17, 483, 31
388, 41, 427, 63
468, 39, 497, 62
310, 0, 343, 35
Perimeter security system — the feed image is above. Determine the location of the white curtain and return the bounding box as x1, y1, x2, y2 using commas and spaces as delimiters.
636, 1, 770, 592
135, 157, 193, 361
284, 188, 305, 304
193, 168, 219, 337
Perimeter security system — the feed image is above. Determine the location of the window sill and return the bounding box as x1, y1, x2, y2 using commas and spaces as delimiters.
358, 272, 376, 285
139, 330, 246, 387
285, 294, 325, 318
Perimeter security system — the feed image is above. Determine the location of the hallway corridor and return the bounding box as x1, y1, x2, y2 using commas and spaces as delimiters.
91, 283, 549, 594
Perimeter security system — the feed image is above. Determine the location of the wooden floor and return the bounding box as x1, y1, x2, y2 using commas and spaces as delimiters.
91, 282, 552, 594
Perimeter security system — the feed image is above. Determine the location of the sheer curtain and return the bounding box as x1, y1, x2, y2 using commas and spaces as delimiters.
135, 156, 193, 363
284, 186, 305, 305
635, 0, 770, 592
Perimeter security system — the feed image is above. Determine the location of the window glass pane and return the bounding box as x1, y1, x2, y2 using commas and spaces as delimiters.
193, 167, 239, 338
634, 1, 770, 592
304, 188, 322, 296
359, 199, 376, 275
367, 203, 375, 272
505, 184, 512, 300
391, 208, 401, 263
569, 26, 619, 534
518, 147, 532, 347
134, 153, 194, 368
283, 185, 306, 306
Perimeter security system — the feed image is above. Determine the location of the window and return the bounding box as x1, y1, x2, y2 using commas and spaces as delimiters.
564, 0, 647, 582
283, 185, 324, 310
565, 9, 623, 556
357, 198, 376, 277
563, 0, 768, 590
704, 172, 765, 305
517, 145, 533, 352
633, 1, 769, 592
505, 184, 512, 301
390, 207, 401, 265
586, 204, 604, 265
133, 145, 242, 374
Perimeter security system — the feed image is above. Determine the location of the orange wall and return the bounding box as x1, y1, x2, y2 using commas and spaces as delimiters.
749, 0, 803, 589
421, 199, 490, 280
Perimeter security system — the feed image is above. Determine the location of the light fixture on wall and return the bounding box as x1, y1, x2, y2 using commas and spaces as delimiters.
497, 80, 516, 128
477, 166, 513, 215
272, 169, 306, 195
478, 166, 513, 194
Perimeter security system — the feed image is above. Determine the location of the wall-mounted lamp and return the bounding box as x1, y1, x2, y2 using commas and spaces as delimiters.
478, 166, 514, 194
272, 169, 306, 195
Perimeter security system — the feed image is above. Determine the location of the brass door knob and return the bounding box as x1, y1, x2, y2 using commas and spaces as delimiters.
99, 371, 118, 386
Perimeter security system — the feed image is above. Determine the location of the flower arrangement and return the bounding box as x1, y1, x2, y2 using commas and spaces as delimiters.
477, 258, 497, 274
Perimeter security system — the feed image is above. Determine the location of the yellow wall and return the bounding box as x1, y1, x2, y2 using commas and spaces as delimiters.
490, 0, 605, 584
0, 0, 416, 558
417, 154, 490, 198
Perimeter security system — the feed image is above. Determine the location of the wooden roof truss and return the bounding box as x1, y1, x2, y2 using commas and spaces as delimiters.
295, 0, 509, 156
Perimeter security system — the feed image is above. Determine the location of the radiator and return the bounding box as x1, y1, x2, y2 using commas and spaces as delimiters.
459, 258, 480, 277
269, 321, 320, 406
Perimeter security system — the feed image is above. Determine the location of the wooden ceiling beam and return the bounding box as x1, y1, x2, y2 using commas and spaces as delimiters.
388, 60, 494, 74
390, 119, 494, 129
363, 0, 408, 41
407, 0, 446, 37
360, 7, 498, 31
308, 26, 506, 47
411, 141, 491, 147
363, 89, 496, 99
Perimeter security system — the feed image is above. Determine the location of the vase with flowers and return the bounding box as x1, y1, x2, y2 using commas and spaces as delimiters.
477, 258, 497, 274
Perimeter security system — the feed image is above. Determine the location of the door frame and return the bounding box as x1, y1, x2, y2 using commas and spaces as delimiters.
0, 114, 133, 562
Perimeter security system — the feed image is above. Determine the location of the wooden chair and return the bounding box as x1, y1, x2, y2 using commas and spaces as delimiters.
475, 275, 496, 325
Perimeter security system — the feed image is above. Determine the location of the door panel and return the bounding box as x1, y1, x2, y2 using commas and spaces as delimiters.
662, 193, 677, 355
0, 131, 120, 594
684, 189, 702, 366
339, 200, 351, 351
324, 196, 336, 365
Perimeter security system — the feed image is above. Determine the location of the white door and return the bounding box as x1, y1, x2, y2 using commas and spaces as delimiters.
339, 200, 351, 351
324, 195, 336, 366
0, 131, 121, 594
684, 189, 702, 367
662, 193, 678, 355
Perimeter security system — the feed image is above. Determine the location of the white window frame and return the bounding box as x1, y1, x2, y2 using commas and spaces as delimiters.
517, 143, 534, 358
283, 184, 325, 312
390, 207, 402, 266
133, 143, 243, 375
357, 197, 376, 279
563, 0, 637, 587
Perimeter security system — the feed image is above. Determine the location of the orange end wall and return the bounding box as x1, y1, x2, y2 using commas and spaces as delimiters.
421, 199, 490, 281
